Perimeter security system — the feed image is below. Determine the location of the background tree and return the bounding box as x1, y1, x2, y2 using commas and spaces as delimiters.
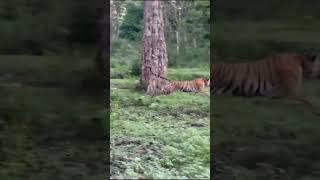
140, 0, 168, 94
111, 0, 128, 41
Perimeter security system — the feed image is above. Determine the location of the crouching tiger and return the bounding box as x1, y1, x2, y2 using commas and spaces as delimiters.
159, 77, 210, 96
211, 52, 320, 115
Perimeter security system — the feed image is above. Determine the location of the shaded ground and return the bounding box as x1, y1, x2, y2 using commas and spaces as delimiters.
0, 55, 106, 179
214, 80, 320, 180
110, 69, 210, 179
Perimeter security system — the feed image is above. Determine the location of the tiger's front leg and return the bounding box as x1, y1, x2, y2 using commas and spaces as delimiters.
288, 95, 320, 116
198, 91, 210, 97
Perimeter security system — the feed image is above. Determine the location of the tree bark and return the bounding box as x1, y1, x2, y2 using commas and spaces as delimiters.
175, 3, 181, 57
140, 0, 168, 95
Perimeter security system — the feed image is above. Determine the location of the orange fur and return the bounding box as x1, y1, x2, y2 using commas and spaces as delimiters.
211, 53, 320, 97
162, 78, 210, 96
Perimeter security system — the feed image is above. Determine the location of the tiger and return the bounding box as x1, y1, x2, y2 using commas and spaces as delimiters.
211, 52, 320, 115
160, 77, 210, 96
211, 52, 320, 97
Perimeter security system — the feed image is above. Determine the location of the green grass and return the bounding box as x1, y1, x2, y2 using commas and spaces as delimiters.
0, 55, 106, 179
110, 69, 210, 179
214, 19, 320, 179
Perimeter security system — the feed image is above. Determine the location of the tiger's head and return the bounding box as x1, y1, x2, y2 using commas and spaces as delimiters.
204, 78, 210, 87
193, 78, 210, 89
303, 53, 320, 78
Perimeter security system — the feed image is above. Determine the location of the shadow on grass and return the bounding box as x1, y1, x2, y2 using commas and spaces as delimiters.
0, 55, 107, 179
213, 80, 320, 179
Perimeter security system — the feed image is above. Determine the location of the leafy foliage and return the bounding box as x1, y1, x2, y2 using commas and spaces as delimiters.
112, 1, 210, 68
215, 0, 320, 21
0, 0, 98, 54
118, 2, 144, 41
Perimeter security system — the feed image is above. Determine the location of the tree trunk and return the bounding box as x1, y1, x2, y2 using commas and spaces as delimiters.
140, 0, 168, 95
176, 30, 180, 56
110, 0, 123, 40
95, 0, 109, 88
193, 38, 197, 48
175, 4, 181, 57
175, 1, 181, 64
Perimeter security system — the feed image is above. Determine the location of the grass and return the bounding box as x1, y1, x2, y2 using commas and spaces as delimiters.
0, 55, 106, 179
214, 80, 320, 180
110, 69, 210, 179
213, 19, 320, 179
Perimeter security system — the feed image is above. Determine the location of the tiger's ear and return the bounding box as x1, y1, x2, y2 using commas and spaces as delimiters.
308, 53, 317, 62
311, 55, 317, 62
303, 48, 318, 62
303, 51, 317, 62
